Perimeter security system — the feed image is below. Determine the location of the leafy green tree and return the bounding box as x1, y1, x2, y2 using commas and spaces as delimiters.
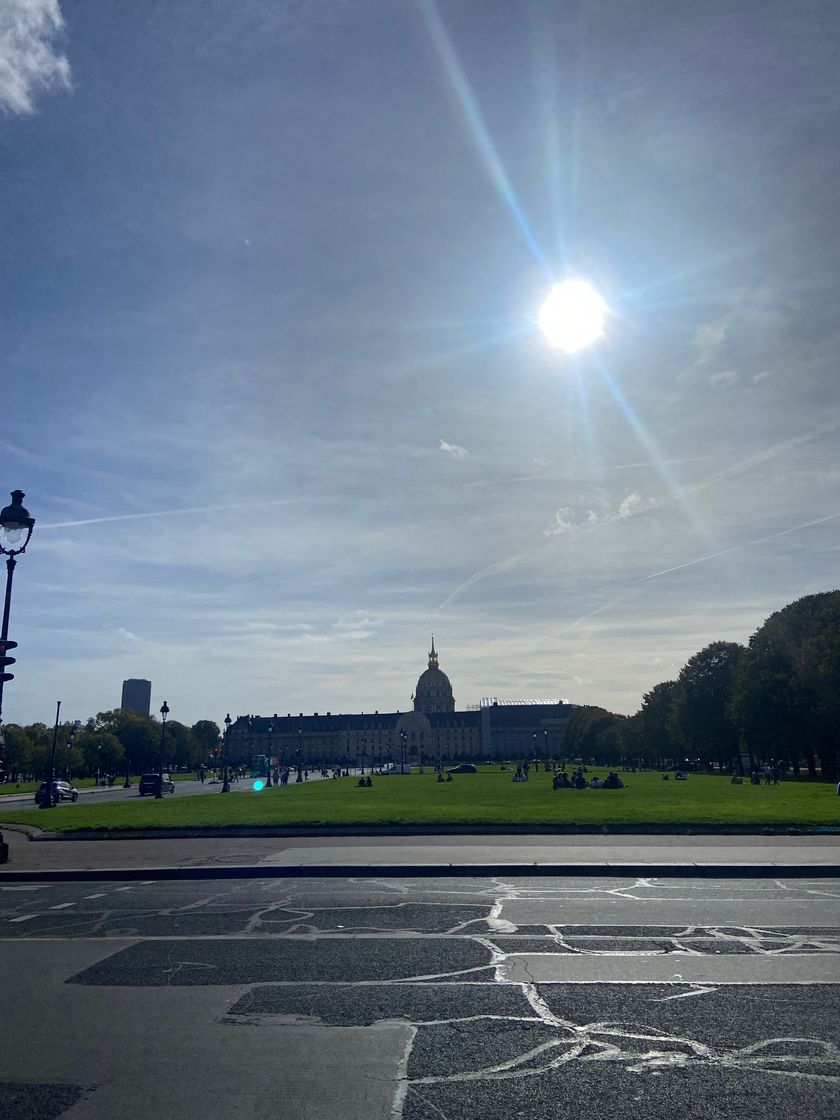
77, 731, 125, 778
635, 681, 680, 768
564, 706, 627, 763
0, 724, 34, 780
672, 641, 744, 770
733, 591, 840, 780
191, 720, 221, 760
23, 722, 52, 779
93, 711, 158, 773
161, 721, 196, 770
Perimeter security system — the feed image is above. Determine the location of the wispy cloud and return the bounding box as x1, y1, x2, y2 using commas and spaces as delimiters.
638, 510, 840, 583
709, 369, 739, 388
0, 0, 71, 114
691, 315, 730, 366
439, 439, 469, 459
39, 497, 310, 531
543, 490, 658, 537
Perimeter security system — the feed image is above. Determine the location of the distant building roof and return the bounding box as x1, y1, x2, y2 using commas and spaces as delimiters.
480, 698, 571, 708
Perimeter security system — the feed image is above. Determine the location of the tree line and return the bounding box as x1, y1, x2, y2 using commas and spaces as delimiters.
0, 710, 222, 782
562, 591, 840, 780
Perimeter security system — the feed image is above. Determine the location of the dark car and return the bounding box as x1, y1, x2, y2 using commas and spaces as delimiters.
138, 772, 175, 796
446, 763, 478, 774
34, 780, 79, 805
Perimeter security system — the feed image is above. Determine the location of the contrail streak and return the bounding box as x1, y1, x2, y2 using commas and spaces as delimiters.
39, 498, 306, 531
637, 510, 840, 582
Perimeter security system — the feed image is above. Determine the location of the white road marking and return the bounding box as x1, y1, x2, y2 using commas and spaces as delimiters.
8, 914, 36, 923
83, 893, 107, 899
49, 902, 75, 910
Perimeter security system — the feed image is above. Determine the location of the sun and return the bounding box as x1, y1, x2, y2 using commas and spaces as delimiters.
538, 279, 607, 353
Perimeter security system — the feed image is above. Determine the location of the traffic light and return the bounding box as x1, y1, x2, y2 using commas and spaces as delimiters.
0, 640, 16, 684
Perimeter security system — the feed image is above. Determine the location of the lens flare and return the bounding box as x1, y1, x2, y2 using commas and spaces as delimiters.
538, 280, 607, 353
252, 780, 264, 791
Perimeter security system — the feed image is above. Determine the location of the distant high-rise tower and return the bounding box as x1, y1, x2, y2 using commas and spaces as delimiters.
120, 678, 151, 717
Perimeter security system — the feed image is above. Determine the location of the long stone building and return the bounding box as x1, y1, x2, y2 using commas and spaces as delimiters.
227, 640, 573, 768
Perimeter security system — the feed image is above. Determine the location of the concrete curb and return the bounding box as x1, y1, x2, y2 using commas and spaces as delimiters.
12, 823, 840, 841
0, 862, 838, 882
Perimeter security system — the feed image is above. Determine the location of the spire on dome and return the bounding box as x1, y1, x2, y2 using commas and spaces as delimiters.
428, 636, 438, 669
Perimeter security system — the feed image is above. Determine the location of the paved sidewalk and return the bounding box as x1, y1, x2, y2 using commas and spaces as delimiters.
1, 826, 838, 879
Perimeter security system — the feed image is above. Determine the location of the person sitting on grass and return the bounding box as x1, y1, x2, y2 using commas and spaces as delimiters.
603, 772, 624, 789
589, 776, 603, 788
437, 772, 445, 783
731, 773, 743, 784
446, 772, 453, 782
572, 772, 587, 790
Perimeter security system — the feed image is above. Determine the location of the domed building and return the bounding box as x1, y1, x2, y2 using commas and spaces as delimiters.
230, 639, 576, 770
413, 638, 455, 714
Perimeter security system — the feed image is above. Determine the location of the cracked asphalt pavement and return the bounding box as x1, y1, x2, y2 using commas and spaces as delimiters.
1, 874, 839, 1118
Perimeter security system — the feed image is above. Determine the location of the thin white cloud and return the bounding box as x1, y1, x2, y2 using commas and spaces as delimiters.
691, 315, 730, 366
607, 457, 710, 470
544, 490, 657, 537
439, 439, 469, 459
39, 496, 309, 531
0, 0, 71, 114
619, 492, 655, 518
637, 510, 840, 583
117, 627, 140, 642
709, 369, 739, 388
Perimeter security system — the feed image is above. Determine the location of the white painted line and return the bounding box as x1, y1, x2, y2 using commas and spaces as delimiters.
8, 914, 36, 923
113, 887, 133, 892
49, 902, 75, 910
83, 893, 107, 899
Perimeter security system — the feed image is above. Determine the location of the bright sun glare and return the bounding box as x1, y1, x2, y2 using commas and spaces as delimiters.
538, 279, 607, 353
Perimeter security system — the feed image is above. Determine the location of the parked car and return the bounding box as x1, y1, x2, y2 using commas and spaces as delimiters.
34, 780, 79, 805
138, 772, 175, 796
446, 763, 478, 774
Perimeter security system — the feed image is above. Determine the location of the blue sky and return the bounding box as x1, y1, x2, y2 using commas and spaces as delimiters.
2, 0, 839, 727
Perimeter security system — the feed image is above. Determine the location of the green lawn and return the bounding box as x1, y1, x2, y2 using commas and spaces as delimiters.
0, 769, 837, 832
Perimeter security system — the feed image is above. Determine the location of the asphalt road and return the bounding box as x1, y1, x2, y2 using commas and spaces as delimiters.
1, 875, 838, 1119
0, 768, 347, 808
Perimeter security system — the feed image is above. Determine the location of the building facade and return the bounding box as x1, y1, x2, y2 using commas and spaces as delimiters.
120, 678, 151, 718
227, 645, 572, 767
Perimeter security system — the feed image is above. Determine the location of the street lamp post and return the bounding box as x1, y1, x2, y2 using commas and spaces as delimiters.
296, 728, 302, 782
265, 723, 273, 787
155, 700, 169, 799
64, 722, 80, 782
0, 491, 35, 735
40, 700, 61, 809
222, 713, 231, 793
400, 730, 407, 774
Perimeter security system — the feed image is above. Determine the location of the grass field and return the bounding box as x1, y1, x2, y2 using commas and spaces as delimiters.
0, 768, 837, 832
